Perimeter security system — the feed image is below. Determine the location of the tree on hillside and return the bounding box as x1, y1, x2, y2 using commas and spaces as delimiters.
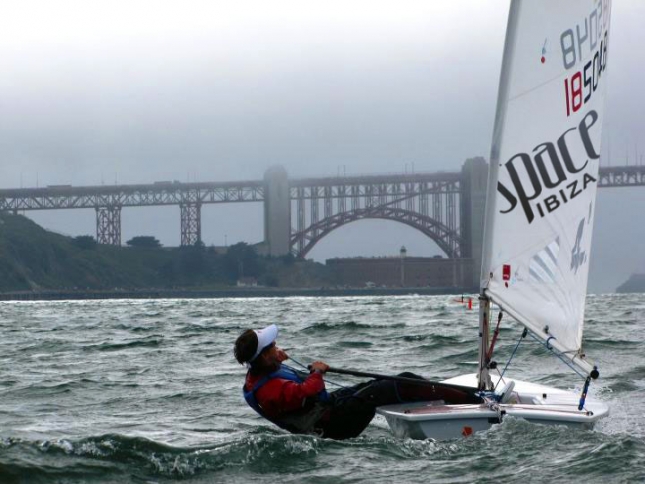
72, 235, 97, 250
178, 244, 209, 276
260, 273, 279, 287
281, 252, 296, 266
223, 242, 261, 280
126, 236, 162, 248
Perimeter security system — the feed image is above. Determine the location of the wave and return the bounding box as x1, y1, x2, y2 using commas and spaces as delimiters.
400, 334, 463, 345
106, 323, 160, 333
336, 341, 373, 348
616, 365, 645, 382
1, 417, 645, 483
604, 380, 640, 392
301, 321, 406, 332
83, 337, 164, 352
2, 294, 644, 483
582, 338, 642, 349
129, 311, 165, 319
0, 432, 327, 482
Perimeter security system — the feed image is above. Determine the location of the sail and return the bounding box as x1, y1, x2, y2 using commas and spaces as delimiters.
481, 0, 612, 364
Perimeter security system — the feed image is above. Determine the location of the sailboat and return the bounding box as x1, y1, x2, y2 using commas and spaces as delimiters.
378, 0, 612, 440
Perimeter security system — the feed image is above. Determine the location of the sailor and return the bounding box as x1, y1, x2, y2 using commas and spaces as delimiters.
234, 324, 480, 440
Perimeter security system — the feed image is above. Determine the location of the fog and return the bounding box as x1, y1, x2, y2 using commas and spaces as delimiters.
1, 0, 643, 293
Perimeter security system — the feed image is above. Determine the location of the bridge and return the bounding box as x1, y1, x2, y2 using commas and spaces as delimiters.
1, 161, 643, 285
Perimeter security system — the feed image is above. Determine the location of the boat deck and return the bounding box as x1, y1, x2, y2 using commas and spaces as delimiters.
376, 374, 609, 439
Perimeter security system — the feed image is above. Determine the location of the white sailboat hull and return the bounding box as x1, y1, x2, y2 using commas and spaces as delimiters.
376, 374, 609, 440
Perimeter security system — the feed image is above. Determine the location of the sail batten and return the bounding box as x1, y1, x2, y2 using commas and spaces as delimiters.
480, 0, 612, 365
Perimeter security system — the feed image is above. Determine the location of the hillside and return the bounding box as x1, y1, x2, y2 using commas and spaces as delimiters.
616, 274, 645, 294
0, 212, 335, 292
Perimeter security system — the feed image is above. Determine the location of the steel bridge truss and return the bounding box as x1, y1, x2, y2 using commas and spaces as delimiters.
180, 202, 202, 246
0, 165, 643, 250
290, 174, 463, 258
0, 182, 263, 246
597, 165, 645, 186
96, 206, 121, 245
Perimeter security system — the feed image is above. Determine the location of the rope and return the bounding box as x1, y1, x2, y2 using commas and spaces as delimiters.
494, 366, 506, 388
495, 328, 527, 390
290, 331, 591, 403
286, 356, 350, 389
525, 331, 587, 379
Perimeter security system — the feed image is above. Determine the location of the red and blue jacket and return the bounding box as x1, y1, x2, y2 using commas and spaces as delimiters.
243, 365, 330, 432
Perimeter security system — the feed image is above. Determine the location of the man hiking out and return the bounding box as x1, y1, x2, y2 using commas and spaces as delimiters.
234, 324, 480, 439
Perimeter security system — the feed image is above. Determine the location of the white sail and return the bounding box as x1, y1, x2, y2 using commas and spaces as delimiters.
481, 0, 612, 370
378, 0, 613, 438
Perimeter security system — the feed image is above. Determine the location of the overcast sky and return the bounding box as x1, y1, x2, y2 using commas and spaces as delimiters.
1, 0, 643, 293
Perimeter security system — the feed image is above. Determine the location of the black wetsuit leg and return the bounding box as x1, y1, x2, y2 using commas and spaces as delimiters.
318, 373, 421, 440
318, 372, 480, 439
319, 386, 376, 439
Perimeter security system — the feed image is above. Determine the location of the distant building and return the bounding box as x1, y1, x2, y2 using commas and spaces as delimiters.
326, 255, 474, 289
209, 246, 228, 255
237, 277, 258, 287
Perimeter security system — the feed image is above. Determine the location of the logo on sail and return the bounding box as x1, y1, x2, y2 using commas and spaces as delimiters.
497, 110, 600, 224
570, 219, 587, 274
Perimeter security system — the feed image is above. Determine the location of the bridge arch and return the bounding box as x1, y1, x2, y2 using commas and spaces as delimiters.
290, 207, 461, 259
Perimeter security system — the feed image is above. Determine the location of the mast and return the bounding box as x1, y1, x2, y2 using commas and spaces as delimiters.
477, 0, 520, 391
477, 296, 493, 390
479, 0, 520, 286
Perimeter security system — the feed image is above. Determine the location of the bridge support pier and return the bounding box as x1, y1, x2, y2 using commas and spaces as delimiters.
264, 166, 290, 256
460, 157, 488, 288
96, 206, 122, 245
180, 202, 202, 246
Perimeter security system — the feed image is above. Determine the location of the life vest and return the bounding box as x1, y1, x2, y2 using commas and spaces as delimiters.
243, 365, 330, 434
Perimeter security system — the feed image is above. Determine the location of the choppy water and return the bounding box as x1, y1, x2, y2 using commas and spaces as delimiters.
0, 294, 644, 483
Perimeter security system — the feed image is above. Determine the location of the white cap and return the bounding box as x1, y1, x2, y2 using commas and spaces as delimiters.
249, 324, 278, 362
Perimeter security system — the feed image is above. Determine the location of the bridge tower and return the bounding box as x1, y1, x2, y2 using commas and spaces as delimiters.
96, 205, 122, 245
264, 166, 291, 256
460, 157, 488, 288
180, 202, 202, 246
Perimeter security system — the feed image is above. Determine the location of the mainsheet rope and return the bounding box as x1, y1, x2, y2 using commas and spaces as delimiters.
290, 327, 591, 406
285, 356, 350, 389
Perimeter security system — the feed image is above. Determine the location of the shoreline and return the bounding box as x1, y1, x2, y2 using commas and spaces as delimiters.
0, 286, 477, 301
